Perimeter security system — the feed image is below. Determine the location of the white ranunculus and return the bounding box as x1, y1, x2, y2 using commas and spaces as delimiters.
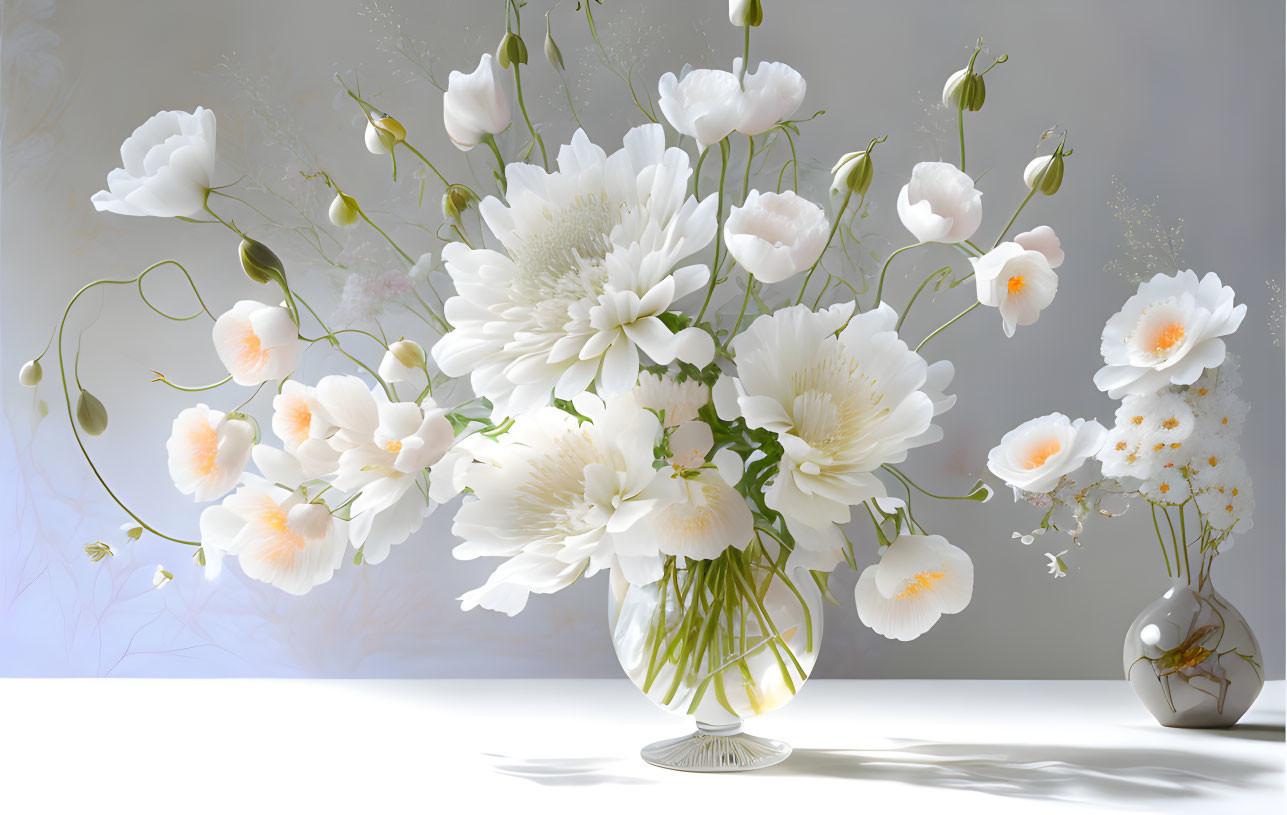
724, 190, 829, 284
1093, 270, 1246, 399
715, 302, 944, 560
452, 393, 679, 615
987, 413, 1107, 494
91, 107, 216, 218
1014, 225, 1065, 269
431, 125, 717, 420
212, 300, 303, 386
442, 53, 511, 151
896, 161, 983, 244
971, 242, 1059, 338
613, 467, 753, 562
735, 60, 805, 136
166, 404, 254, 502
854, 534, 973, 641
658, 66, 744, 151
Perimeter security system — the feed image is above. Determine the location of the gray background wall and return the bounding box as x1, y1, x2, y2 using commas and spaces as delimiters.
1, 0, 1282, 679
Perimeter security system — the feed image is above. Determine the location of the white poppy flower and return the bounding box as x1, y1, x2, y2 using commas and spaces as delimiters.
91, 107, 216, 218
987, 413, 1107, 494
896, 161, 983, 244
199, 479, 348, 596
715, 302, 943, 557
633, 371, 709, 426
854, 534, 973, 641
452, 393, 679, 615
166, 404, 254, 502
442, 53, 511, 151
270, 381, 339, 477
1014, 225, 1065, 269
658, 66, 744, 151
1092, 270, 1246, 399
735, 59, 806, 136
972, 242, 1059, 338
724, 190, 829, 284
431, 125, 717, 420
613, 468, 753, 562
211, 300, 303, 386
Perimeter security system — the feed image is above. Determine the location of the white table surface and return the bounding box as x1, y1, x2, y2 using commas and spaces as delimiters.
2, 679, 1281, 813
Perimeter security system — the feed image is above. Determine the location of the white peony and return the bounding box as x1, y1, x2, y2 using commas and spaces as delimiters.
442, 53, 511, 151
431, 125, 717, 420
972, 242, 1059, 338
987, 413, 1107, 494
1092, 270, 1246, 399
658, 66, 744, 151
91, 107, 216, 218
166, 404, 254, 502
896, 161, 983, 244
211, 300, 304, 386
734, 59, 806, 136
714, 302, 944, 558
724, 190, 829, 284
854, 534, 973, 641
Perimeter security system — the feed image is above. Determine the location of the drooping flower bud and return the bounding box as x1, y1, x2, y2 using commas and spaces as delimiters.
239, 237, 285, 286
442, 184, 477, 220
328, 193, 360, 227
19, 359, 42, 387
943, 67, 986, 112
390, 339, 426, 370
76, 389, 108, 436
831, 151, 874, 198
364, 115, 406, 155
1023, 153, 1065, 196
544, 15, 565, 72
729, 0, 763, 26
153, 564, 173, 589
120, 522, 144, 540
497, 32, 528, 68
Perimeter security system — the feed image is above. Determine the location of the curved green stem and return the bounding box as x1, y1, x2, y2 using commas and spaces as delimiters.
896, 265, 951, 331
916, 300, 980, 353
795, 188, 854, 306
481, 134, 508, 195
695, 139, 731, 323
873, 241, 925, 309
994, 186, 1037, 249
1151, 502, 1174, 578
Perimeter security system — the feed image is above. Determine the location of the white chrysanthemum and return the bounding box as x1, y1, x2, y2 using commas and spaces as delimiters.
634, 371, 709, 427
211, 300, 303, 386
613, 468, 753, 561
714, 302, 945, 555
1093, 270, 1246, 398
971, 242, 1059, 338
724, 190, 829, 284
431, 124, 717, 420
451, 393, 679, 615
1193, 455, 1254, 534
854, 534, 973, 641
988, 413, 1107, 494
166, 404, 254, 502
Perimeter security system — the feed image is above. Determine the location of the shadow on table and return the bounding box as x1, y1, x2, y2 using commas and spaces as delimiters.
1173, 723, 1285, 743
485, 754, 654, 786
763, 740, 1280, 802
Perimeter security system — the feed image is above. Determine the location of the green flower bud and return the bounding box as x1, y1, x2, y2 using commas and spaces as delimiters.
497, 32, 528, 68
442, 184, 477, 220
390, 339, 426, 370
943, 67, 986, 112
729, 0, 763, 26
544, 16, 565, 72
364, 115, 406, 155
239, 237, 285, 286
76, 389, 108, 436
19, 359, 42, 387
830, 151, 874, 198
1023, 153, 1065, 196
328, 192, 360, 227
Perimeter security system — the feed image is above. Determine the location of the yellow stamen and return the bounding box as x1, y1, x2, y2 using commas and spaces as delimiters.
1024, 439, 1061, 469
897, 570, 946, 600
1149, 322, 1185, 353
1007, 275, 1026, 295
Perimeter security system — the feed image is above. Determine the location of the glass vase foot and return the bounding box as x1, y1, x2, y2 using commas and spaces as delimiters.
640, 721, 791, 772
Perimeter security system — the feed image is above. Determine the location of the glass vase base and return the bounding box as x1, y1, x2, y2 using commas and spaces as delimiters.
640, 723, 791, 772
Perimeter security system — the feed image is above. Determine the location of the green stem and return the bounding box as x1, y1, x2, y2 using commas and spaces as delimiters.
916, 301, 980, 353
795, 188, 854, 306
873, 241, 925, 309
511, 61, 548, 169
994, 186, 1037, 249
1150, 503, 1173, 577
481, 134, 508, 195
742, 134, 754, 201
896, 265, 951, 332
695, 139, 731, 323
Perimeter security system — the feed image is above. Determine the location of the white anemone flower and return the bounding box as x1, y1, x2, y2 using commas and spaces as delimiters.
987, 413, 1108, 494
271, 381, 340, 477
166, 404, 254, 502
451, 393, 679, 615
854, 534, 973, 641
724, 190, 829, 284
442, 53, 511, 151
633, 371, 709, 427
972, 242, 1059, 337
714, 302, 942, 557
613, 468, 753, 562
734, 59, 806, 136
212, 300, 303, 386
896, 161, 983, 244
431, 124, 717, 420
1092, 270, 1246, 399
91, 107, 216, 218
658, 66, 744, 150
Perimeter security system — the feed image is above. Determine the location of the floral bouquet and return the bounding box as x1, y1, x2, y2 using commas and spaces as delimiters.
986, 268, 1262, 726
20, 0, 1080, 770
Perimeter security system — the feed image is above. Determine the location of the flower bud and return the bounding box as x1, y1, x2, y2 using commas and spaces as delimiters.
729, 0, 763, 26
364, 115, 406, 155
153, 564, 173, 589
942, 67, 986, 112
1023, 153, 1064, 196
328, 192, 360, 227
544, 24, 564, 72
76, 389, 108, 436
19, 359, 42, 387
830, 151, 874, 198
390, 339, 426, 370
239, 237, 285, 286
120, 522, 144, 540
442, 184, 477, 220
497, 32, 528, 69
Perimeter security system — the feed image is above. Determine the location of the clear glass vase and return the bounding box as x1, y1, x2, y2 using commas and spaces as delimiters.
1123, 573, 1264, 727
609, 549, 823, 771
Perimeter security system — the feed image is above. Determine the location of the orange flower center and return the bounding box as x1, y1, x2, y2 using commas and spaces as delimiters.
1007, 275, 1026, 295
897, 570, 946, 600
187, 422, 219, 477
1149, 322, 1185, 354
385, 440, 403, 454
1024, 439, 1061, 469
